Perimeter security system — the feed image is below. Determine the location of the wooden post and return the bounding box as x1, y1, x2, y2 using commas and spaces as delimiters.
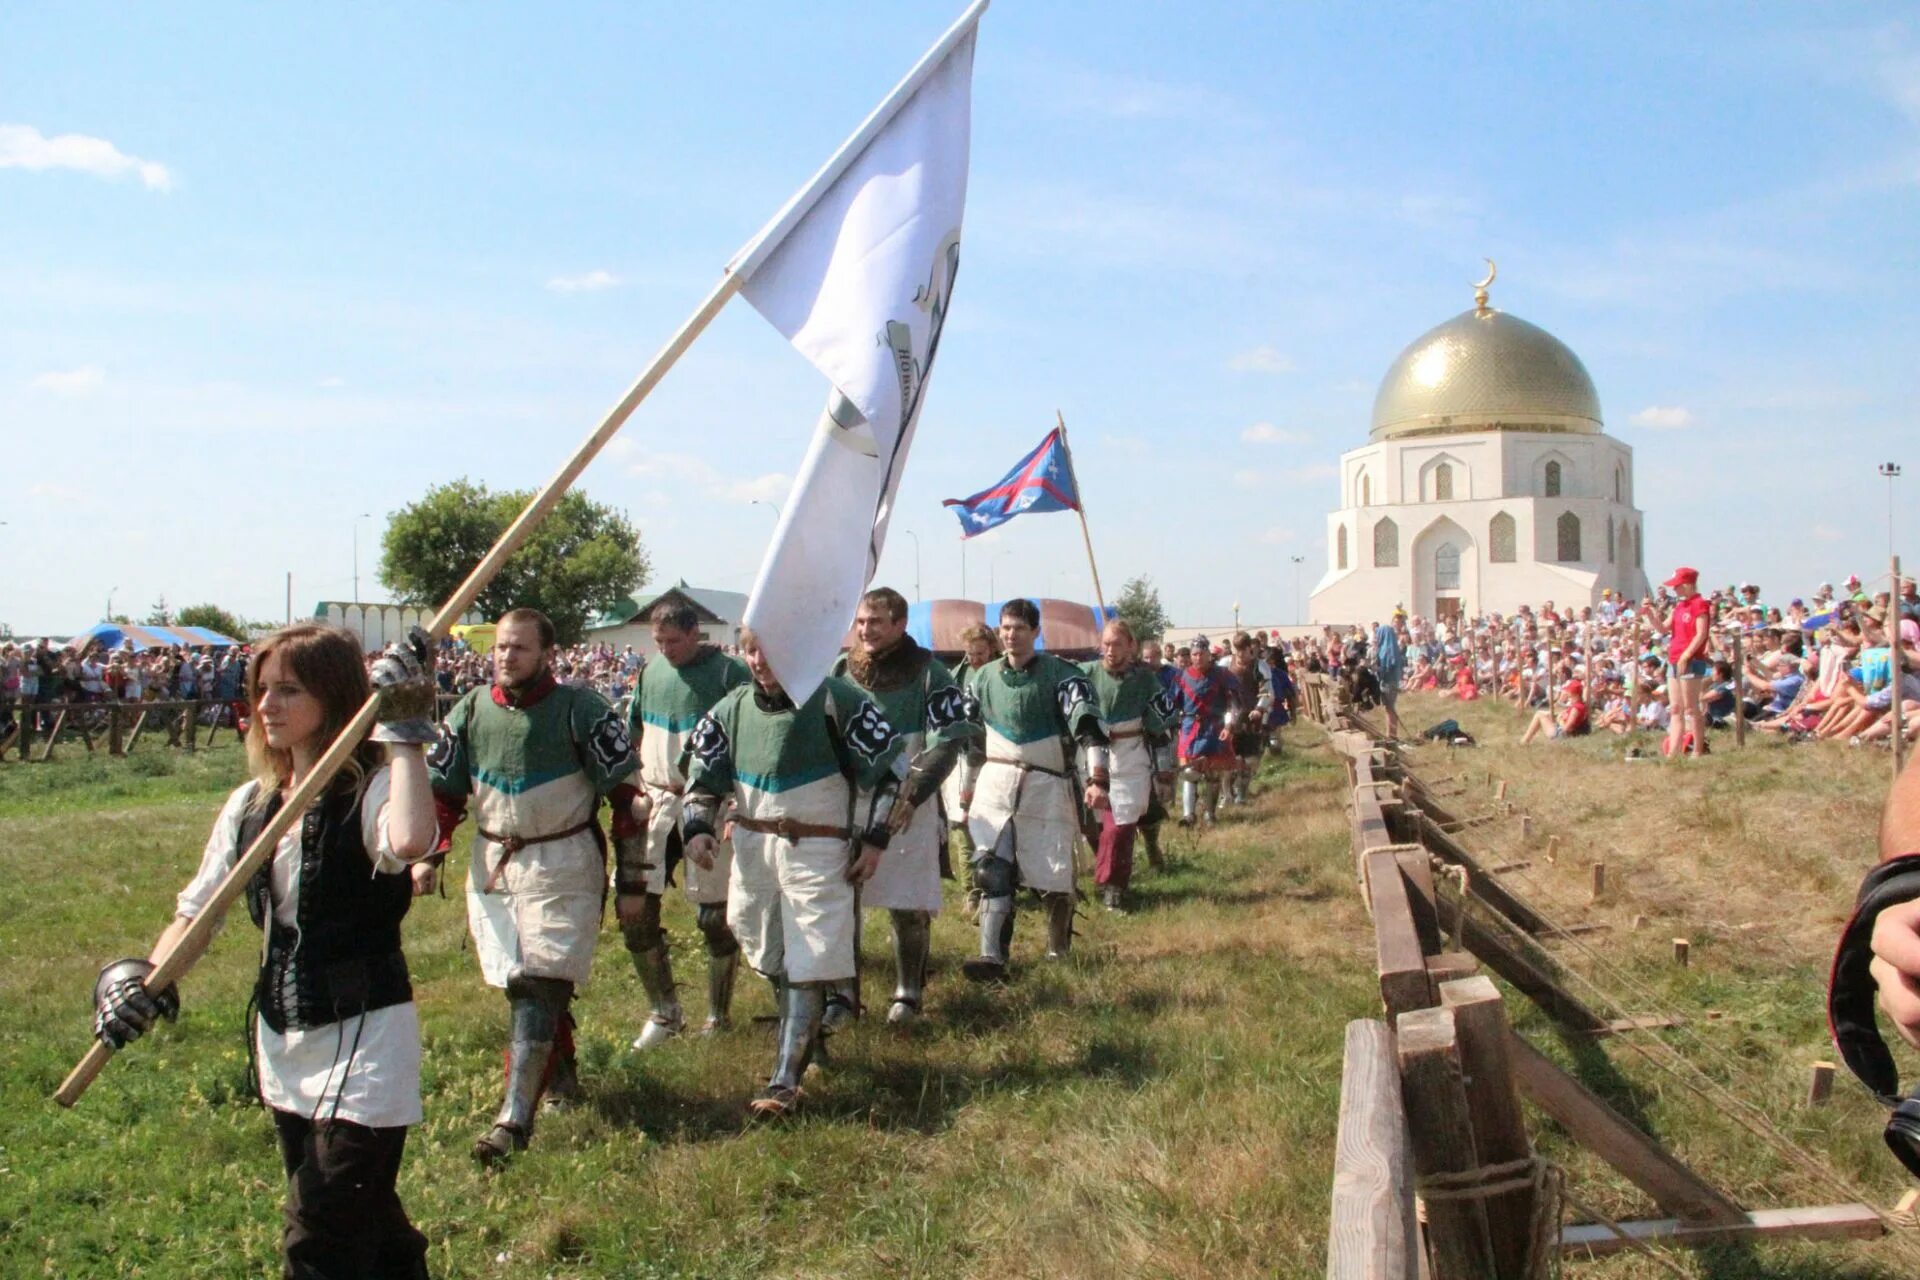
1494, 780, 1507, 803
1395, 1006, 1498, 1279
1732, 628, 1747, 749
1328, 1021, 1420, 1280
1591, 863, 1606, 902
1053, 412, 1108, 614
108, 704, 124, 757
124, 706, 150, 754
184, 701, 198, 753
16, 703, 32, 761
1440, 977, 1538, 1280
1519, 814, 1532, 845
1546, 835, 1559, 865
1673, 938, 1690, 968
1807, 1062, 1835, 1107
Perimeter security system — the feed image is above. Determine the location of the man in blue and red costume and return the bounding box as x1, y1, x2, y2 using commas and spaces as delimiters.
1172, 636, 1241, 827
425, 607, 648, 1165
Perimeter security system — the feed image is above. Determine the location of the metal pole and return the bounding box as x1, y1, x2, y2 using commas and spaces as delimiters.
1054, 411, 1107, 613
1895, 553, 1905, 773
1732, 627, 1746, 749
903, 529, 922, 601
285, 572, 292, 625
959, 536, 966, 598
1292, 555, 1305, 624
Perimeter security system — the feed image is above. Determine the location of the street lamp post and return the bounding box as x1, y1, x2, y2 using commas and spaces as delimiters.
1232, 600, 1241, 631
1290, 555, 1306, 625
751, 498, 782, 524
106, 587, 118, 621
1880, 462, 1903, 771
352, 512, 373, 603
902, 529, 922, 602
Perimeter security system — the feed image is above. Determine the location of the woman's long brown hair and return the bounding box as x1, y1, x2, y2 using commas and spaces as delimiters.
243, 624, 385, 810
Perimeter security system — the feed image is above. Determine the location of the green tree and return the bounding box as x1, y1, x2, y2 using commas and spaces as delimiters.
379, 478, 649, 645
1114, 574, 1170, 642
176, 603, 254, 641
144, 595, 172, 626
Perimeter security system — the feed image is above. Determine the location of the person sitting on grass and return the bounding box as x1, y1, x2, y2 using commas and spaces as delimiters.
1520, 678, 1590, 744
1592, 673, 1634, 735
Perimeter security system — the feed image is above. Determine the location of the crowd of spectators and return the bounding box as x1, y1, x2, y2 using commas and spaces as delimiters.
1301, 568, 1920, 754
1, 637, 247, 708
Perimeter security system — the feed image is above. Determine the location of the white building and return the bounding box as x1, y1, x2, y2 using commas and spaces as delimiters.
1310, 274, 1650, 629
585, 580, 747, 655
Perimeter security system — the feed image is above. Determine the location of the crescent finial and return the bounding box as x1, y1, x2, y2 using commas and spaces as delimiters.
1473, 258, 1496, 312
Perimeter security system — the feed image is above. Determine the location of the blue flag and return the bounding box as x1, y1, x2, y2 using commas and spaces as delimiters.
942, 427, 1081, 538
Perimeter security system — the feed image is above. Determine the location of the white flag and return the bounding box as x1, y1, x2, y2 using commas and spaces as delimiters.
734, 6, 979, 702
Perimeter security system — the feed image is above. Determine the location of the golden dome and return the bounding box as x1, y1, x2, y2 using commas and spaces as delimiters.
1369, 306, 1602, 442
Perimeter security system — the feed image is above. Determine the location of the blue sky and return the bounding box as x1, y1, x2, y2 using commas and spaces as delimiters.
4, 3, 1916, 636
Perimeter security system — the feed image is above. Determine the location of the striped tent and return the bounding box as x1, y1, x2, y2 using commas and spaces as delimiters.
64, 622, 197, 652
846, 598, 1115, 658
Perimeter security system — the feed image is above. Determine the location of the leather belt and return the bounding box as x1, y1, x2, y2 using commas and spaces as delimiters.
984, 755, 1071, 778
477, 819, 595, 892
1107, 728, 1144, 741
732, 816, 851, 842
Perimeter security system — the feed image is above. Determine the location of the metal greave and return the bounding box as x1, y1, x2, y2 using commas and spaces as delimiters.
889, 909, 931, 1008
768, 981, 825, 1092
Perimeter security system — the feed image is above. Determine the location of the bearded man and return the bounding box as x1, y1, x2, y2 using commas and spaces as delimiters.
429, 608, 644, 1164
680, 628, 905, 1116
826, 588, 978, 1026
1083, 619, 1174, 912
961, 598, 1109, 980
622, 601, 750, 1048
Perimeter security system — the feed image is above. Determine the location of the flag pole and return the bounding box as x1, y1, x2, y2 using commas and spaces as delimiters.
1055, 410, 1107, 615
55, 266, 746, 1110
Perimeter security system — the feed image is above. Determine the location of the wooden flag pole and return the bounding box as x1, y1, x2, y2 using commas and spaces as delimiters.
1055, 410, 1107, 614
55, 268, 746, 1109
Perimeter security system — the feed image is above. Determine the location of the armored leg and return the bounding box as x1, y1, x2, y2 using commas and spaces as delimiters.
750, 979, 825, 1118
1180, 776, 1198, 825
543, 1009, 583, 1110
1141, 821, 1166, 871
622, 893, 683, 1050
474, 974, 570, 1166
887, 909, 931, 1023
1043, 891, 1075, 959
1201, 777, 1220, 825
822, 976, 859, 1035
695, 902, 739, 1035
963, 848, 1018, 983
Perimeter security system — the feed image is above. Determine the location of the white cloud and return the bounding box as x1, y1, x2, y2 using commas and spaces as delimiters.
31, 365, 105, 396
0, 124, 172, 190
317, 375, 346, 389
1227, 345, 1294, 374
1630, 404, 1693, 430
1260, 527, 1296, 544
546, 269, 620, 293
1812, 524, 1845, 543
1231, 468, 1265, 489
1241, 421, 1309, 445
630, 451, 790, 507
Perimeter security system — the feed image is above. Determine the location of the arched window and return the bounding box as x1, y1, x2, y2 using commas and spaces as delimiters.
1544, 461, 1562, 497
1434, 463, 1453, 501
1607, 514, 1616, 563
1557, 511, 1581, 562
1434, 543, 1460, 590
1489, 512, 1516, 563
1613, 465, 1623, 504
1358, 472, 1371, 507
1373, 518, 1399, 568
1337, 524, 1348, 570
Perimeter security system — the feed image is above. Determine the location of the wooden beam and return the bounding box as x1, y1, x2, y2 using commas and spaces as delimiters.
1560, 1205, 1882, 1257
1395, 1007, 1498, 1279
34, 708, 66, 761
1366, 849, 1435, 1022
1328, 1021, 1420, 1280
1508, 1033, 1745, 1225
1393, 849, 1443, 956
1411, 813, 1550, 936
1424, 869, 1610, 1035
1439, 977, 1539, 1280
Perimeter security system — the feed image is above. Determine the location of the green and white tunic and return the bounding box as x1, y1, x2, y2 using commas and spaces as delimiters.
1083, 660, 1175, 825
627, 646, 750, 903
430, 681, 638, 987
681, 678, 901, 984
831, 639, 979, 913
966, 653, 1105, 892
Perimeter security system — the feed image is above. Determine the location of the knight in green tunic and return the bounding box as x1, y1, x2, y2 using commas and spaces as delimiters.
1082, 619, 1175, 913
680, 628, 905, 1117
961, 599, 1110, 982
826, 588, 979, 1027
428, 609, 642, 1164
621, 602, 751, 1049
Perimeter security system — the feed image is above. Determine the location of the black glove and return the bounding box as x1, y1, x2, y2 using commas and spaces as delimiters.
93, 958, 180, 1049
371, 626, 438, 745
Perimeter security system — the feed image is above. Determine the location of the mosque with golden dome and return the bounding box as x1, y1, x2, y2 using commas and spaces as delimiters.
1309, 264, 1650, 627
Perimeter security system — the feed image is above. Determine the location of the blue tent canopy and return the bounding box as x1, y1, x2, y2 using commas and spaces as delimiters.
65, 621, 236, 652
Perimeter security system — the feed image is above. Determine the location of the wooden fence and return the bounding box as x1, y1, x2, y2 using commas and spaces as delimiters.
1303, 675, 1884, 1278
0, 699, 249, 763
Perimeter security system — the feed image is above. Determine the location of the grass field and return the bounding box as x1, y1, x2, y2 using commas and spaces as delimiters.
2, 708, 1916, 1278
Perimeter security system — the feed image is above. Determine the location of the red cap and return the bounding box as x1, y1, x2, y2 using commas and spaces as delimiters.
1564, 679, 1584, 696
1663, 566, 1699, 588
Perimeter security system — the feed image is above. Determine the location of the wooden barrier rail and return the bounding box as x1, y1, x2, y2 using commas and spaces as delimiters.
1323, 705, 1882, 1276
